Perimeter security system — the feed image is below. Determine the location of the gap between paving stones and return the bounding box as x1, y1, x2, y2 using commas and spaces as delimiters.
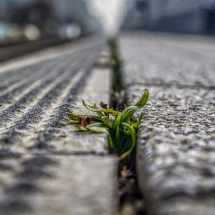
105, 38, 147, 215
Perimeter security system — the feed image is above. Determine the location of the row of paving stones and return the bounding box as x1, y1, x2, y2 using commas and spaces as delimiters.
119, 32, 215, 215
0, 36, 117, 215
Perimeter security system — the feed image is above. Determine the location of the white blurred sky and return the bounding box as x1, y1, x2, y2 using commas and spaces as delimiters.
86, 0, 128, 35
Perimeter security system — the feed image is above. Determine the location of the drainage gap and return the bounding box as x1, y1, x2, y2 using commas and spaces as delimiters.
108, 38, 125, 111
107, 38, 147, 215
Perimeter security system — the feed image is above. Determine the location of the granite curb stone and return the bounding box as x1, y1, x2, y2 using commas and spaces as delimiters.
119, 32, 215, 215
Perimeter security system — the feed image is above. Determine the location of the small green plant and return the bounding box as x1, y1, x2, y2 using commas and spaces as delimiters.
66, 89, 149, 161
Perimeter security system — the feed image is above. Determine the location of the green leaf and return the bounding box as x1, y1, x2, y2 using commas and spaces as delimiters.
131, 113, 142, 130
121, 106, 139, 123
134, 89, 149, 108
87, 122, 107, 128
101, 116, 112, 128
122, 137, 132, 153
112, 114, 122, 132
67, 109, 79, 120
67, 110, 101, 122
74, 126, 88, 132
120, 122, 137, 160
96, 111, 105, 118
66, 120, 80, 125
82, 100, 120, 115
123, 126, 131, 135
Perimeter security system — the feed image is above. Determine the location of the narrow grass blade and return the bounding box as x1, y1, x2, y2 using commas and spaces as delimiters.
134, 89, 149, 108
120, 122, 137, 160
101, 116, 112, 128
66, 120, 80, 124
121, 106, 139, 123
82, 100, 120, 115
74, 126, 88, 132
131, 113, 143, 130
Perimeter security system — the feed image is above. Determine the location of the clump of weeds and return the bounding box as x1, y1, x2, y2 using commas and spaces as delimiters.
66, 89, 149, 164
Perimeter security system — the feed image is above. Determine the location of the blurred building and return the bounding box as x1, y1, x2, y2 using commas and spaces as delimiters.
0, 0, 101, 40
122, 0, 215, 34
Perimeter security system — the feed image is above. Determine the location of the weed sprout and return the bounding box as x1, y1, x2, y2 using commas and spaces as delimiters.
66, 89, 149, 161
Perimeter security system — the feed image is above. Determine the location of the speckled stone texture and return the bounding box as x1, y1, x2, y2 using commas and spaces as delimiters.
0, 37, 117, 215
119, 32, 215, 215
120, 32, 215, 87
0, 155, 116, 215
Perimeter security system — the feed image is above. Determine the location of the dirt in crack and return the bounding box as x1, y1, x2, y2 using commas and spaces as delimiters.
118, 164, 147, 215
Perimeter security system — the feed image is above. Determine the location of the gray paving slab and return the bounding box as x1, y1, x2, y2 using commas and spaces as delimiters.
0, 67, 110, 155
0, 40, 110, 155
128, 85, 215, 215
120, 32, 215, 88
0, 37, 117, 215
0, 155, 117, 215
119, 32, 215, 215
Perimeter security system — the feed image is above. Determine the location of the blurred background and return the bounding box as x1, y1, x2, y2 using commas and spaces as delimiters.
0, 0, 99, 42
123, 0, 215, 34
0, 0, 215, 43
0, 0, 125, 44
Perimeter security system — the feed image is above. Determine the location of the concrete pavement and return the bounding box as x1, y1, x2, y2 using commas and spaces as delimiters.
119, 31, 215, 215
